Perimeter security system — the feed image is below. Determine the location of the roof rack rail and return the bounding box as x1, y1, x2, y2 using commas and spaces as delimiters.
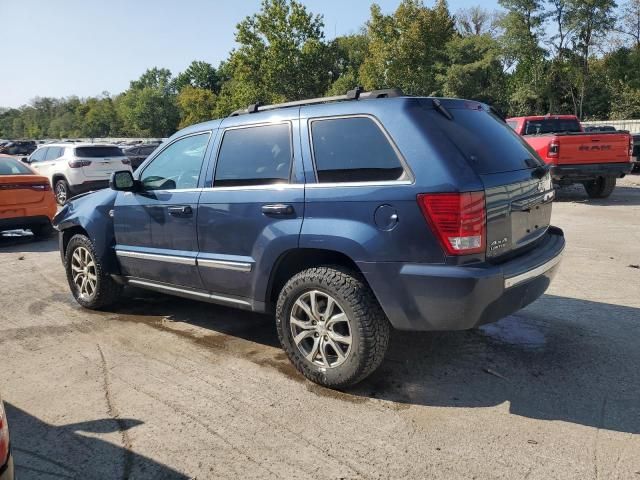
229, 87, 404, 117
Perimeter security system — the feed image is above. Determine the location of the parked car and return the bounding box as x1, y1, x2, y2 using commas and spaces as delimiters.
122, 143, 159, 169
0, 155, 57, 237
0, 395, 14, 480
24, 143, 132, 205
53, 89, 565, 388
507, 115, 633, 198
0, 140, 37, 155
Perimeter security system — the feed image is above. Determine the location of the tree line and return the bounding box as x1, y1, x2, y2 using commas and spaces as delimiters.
2, 0, 640, 139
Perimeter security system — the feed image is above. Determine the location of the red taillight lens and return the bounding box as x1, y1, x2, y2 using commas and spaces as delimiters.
417, 192, 486, 255
121, 158, 131, 165
68, 160, 91, 168
548, 141, 560, 157
0, 400, 9, 466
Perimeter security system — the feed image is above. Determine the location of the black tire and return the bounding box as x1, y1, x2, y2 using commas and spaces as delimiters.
584, 176, 616, 198
276, 266, 390, 388
31, 222, 54, 239
54, 178, 70, 205
64, 234, 122, 309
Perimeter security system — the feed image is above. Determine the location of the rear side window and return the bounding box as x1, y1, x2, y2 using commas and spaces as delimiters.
214, 123, 292, 187
524, 118, 581, 135
311, 117, 404, 183
424, 107, 543, 174
75, 146, 124, 157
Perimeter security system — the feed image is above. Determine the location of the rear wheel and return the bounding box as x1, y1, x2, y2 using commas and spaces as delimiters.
584, 176, 616, 198
64, 234, 122, 309
54, 179, 70, 205
276, 266, 390, 388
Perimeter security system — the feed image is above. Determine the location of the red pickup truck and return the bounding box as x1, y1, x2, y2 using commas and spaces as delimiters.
507, 115, 633, 198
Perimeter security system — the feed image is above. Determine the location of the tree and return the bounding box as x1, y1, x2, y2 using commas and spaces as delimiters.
615, 0, 640, 47
360, 0, 455, 95
456, 6, 500, 36
215, 0, 331, 115
174, 61, 221, 93
326, 33, 369, 95
177, 86, 217, 128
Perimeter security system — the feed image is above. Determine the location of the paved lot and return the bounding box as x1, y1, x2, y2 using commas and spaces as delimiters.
1, 177, 639, 479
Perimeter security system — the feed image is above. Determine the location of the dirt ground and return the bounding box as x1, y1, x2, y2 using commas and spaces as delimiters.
1, 176, 639, 479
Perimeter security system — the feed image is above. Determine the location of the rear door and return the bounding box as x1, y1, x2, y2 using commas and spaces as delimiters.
74, 146, 129, 179
113, 132, 212, 288
196, 115, 304, 303
423, 101, 554, 261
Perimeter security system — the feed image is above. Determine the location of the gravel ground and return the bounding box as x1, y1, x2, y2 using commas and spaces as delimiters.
0, 176, 639, 479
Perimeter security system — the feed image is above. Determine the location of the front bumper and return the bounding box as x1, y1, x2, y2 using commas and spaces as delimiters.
551, 162, 632, 183
359, 226, 565, 331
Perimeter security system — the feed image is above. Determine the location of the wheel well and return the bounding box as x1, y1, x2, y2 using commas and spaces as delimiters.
267, 249, 362, 306
61, 226, 88, 257
52, 174, 67, 185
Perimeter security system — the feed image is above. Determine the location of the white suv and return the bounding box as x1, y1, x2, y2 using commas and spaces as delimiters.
25, 143, 132, 204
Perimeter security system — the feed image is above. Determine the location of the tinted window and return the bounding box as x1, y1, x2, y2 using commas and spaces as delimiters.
75, 146, 124, 157
44, 146, 63, 160
214, 123, 292, 187
0, 157, 32, 175
311, 117, 404, 183
140, 133, 209, 190
141, 145, 156, 155
523, 118, 581, 135
30, 148, 47, 162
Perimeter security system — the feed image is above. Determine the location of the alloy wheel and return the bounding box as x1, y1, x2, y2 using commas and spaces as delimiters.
55, 183, 67, 203
290, 290, 352, 368
71, 246, 97, 300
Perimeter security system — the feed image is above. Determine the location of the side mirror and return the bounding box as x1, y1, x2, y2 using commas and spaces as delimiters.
110, 170, 138, 191
21, 157, 29, 163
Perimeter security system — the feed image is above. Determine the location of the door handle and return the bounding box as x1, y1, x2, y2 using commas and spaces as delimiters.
168, 205, 193, 217
261, 204, 295, 216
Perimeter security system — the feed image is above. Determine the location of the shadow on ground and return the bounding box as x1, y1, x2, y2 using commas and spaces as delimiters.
0, 231, 58, 253
98, 290, 640, 435
5, 403, 188, 479
554, 184, 640, 205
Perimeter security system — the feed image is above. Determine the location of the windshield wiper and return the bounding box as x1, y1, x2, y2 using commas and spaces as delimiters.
432, 98, 453, 120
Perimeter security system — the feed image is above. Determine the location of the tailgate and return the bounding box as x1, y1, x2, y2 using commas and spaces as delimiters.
81, 156, 127, 179
555, 132, 630, 165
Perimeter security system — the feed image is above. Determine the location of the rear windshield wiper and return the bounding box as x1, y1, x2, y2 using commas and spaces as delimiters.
432, 98, 453, 120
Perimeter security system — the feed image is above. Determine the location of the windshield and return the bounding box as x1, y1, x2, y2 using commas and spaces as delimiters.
74, 146, 124, 157
523, 118, 581, 135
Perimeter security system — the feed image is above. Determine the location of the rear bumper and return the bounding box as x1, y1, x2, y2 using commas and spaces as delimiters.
71, 180, 109, 195
359, 226, 565, 331
0, 214, 52, 232
551, 162, 632, 182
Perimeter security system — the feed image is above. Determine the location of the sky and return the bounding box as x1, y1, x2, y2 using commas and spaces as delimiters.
0, 0, 498, 108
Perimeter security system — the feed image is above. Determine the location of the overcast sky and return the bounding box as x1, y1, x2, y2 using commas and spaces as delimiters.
0, 0, 497, 108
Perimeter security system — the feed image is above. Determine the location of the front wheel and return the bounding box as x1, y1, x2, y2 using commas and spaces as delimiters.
584, 176, 616, 198
276, 266, 390, 388
64, 234, 122, 309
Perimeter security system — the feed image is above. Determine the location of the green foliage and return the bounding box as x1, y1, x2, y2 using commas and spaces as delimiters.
177, 86, 217, 128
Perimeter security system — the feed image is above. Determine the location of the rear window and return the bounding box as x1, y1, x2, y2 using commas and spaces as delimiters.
523, 118, 581, 135
0, 157, 32, 175
74, 146, 124, 157
424, 106, 543, 174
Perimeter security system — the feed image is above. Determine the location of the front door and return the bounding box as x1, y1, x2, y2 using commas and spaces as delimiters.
196, 116, 304, 305
113, 131, 212, 289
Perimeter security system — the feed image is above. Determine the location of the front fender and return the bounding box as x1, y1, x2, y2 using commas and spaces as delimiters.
53, 189, 120, 274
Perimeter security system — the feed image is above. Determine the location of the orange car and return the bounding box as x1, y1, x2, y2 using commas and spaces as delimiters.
0, 155, 57, 237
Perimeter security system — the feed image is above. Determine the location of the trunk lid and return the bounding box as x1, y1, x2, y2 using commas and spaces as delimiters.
0, 174, 49, 205
422, 99, 553, 260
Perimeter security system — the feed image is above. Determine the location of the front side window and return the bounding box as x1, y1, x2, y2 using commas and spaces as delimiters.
140, 133, 210, 191
44, 147, 63, 160
311, 117, 405, 183
214, 123, 292, 187
30, 148, 47, 163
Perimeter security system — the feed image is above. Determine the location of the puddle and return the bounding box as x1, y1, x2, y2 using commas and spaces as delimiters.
478, 315, 546, 349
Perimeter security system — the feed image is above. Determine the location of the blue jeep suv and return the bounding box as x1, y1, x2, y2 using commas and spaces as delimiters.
54, 89, 565, 388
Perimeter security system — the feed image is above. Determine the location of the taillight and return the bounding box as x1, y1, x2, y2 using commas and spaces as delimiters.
0, 399, 9, 466
548, 141, 560, 157
121, 158, 131, 165
0, 183, 51, 191
68, 160, 91, 168
417, 192, 486, 255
